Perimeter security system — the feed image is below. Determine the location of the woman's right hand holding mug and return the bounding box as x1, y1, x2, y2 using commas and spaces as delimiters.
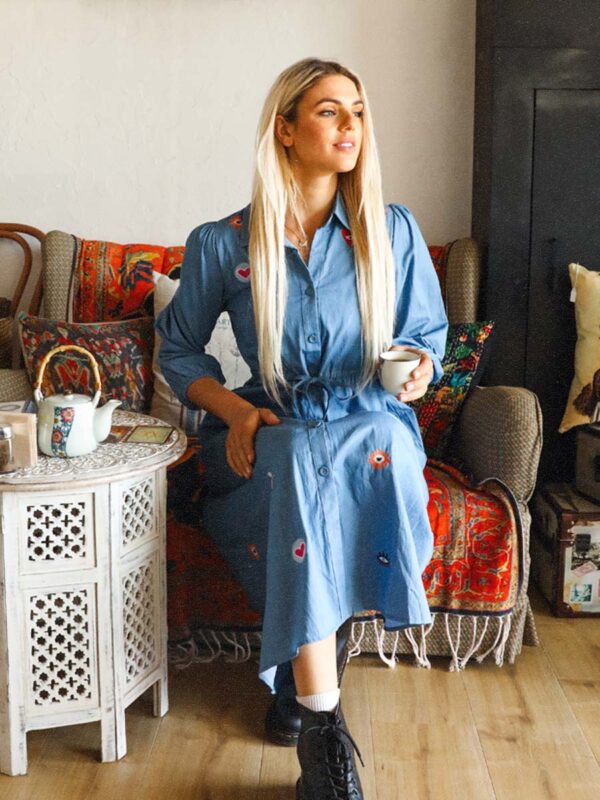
226, 406, 281, 479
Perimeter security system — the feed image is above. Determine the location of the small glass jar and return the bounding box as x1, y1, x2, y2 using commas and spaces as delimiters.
0, 424, 15, 473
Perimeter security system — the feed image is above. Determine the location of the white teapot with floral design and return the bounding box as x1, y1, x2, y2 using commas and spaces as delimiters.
34, 344, 121, 457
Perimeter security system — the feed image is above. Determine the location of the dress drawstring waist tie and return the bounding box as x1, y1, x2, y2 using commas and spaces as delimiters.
289, 376, 356, 421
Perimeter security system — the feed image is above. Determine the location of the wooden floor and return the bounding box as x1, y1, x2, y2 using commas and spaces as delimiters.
1, 584, 599, 799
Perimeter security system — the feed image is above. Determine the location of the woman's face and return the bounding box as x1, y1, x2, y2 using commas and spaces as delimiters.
276, 74, 364, 178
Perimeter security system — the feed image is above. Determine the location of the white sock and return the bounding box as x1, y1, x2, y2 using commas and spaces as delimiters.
296, 688, 340, 712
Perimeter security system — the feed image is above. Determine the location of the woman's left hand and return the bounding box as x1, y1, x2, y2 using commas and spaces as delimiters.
387, 345, 434, 402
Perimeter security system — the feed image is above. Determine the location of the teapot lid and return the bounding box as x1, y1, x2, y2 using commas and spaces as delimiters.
46, 392, 93, 405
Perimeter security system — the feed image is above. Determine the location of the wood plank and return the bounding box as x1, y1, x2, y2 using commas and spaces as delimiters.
0, 723, 99, 800
84, 691, 162, 799
338, 658, 378, 799
535, 617, 600, 682
0, 730, 48, 800
530, 586, 600, 768
463, 644, 600, 798
366, 653, 495, 800
136, 661, 264, 800
558, 679, 600, 765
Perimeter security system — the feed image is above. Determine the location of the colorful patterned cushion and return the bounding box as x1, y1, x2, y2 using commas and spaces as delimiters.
18, 313, 154, 412
73, 239, 184, 322
413, 321, 495, 460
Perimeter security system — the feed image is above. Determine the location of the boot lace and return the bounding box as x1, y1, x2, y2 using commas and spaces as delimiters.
303, 717, 365, 798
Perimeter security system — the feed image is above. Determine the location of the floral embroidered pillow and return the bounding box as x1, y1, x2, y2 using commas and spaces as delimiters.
18, 313, 154, 412
413, 321, 495, 460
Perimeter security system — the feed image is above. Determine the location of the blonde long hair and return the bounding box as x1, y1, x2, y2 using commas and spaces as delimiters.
249, 57, 396, 409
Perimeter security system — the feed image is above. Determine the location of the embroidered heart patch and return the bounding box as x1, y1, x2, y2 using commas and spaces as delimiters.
292, 538, 306, 563
341, 228, 353, 247
235, 263, 251, 282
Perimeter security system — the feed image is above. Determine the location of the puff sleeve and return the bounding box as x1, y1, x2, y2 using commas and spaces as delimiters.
388, 204, 449, 384
155, 222, 226, 409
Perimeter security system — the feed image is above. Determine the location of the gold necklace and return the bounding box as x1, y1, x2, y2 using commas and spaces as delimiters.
284, 223, 309, 249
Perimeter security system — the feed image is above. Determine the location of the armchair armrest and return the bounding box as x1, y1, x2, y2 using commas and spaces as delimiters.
450, 385, 543, 503
0, 369, 33, 403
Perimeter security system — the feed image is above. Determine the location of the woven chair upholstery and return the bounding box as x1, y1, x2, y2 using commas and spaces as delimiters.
445, 237, 481, 324
41, 230, 78, 320
0, 368, 33, 402
453, 385, 543, 504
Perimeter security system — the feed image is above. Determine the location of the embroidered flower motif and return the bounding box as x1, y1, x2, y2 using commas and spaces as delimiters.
292, 538, 306, 563
228, 214, 243, 229
368, 449, 391, 469
235, 263, 251, 283
248, 543, 260, 561
377, 552, 390, 567
341, 228, 353, 247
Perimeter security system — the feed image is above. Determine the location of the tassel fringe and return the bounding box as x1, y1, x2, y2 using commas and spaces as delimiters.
167, 612, 514, 672
347, 620, 366, 658
168, 629, 262, 669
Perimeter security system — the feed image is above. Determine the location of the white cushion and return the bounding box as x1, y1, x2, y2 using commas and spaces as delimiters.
151, 272, 251, 434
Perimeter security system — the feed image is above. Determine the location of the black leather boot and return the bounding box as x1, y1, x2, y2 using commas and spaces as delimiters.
295, 701, 365, 799
265, 617, 354, 746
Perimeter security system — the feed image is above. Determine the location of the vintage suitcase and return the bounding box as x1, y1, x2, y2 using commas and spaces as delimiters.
530, 482, 600, 617
576, 424, 600, 503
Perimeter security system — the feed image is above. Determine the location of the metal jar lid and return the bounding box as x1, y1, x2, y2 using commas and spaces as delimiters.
0, 425, 13, 439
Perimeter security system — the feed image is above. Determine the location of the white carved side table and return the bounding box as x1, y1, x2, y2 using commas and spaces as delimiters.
0, 410, 186, 775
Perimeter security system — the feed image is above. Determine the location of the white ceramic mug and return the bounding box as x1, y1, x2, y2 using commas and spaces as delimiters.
379, 350, 421, 396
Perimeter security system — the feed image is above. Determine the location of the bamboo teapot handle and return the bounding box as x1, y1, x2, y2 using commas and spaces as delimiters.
34, 344, 102, 407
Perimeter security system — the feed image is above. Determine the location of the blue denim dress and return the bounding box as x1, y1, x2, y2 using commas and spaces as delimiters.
156, 190, 449, 692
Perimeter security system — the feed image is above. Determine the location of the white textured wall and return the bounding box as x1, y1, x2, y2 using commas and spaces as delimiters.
0, 0, 476, 309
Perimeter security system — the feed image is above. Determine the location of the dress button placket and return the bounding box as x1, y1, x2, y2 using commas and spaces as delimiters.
307, 424, 345, 617
301, 233, 321, 361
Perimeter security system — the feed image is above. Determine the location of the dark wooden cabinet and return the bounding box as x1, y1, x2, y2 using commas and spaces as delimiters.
473, 1, 600, 488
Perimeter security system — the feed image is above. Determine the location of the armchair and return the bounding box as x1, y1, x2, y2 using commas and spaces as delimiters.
3, 227, 542, 670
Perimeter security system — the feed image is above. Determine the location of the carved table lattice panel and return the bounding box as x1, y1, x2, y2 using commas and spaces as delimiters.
18, 493, 96, 574
121, 475, 155, 550
122, 553, 159, 684
27, 587, 98, 714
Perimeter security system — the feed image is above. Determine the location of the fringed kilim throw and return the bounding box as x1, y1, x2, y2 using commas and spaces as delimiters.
166, 442, 522, 673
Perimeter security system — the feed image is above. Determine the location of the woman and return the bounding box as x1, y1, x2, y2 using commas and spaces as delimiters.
156, 57, 448, 800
